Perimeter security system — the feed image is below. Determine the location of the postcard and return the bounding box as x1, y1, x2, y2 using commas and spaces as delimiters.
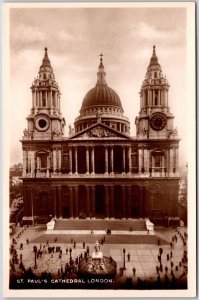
3, 2, 196, 297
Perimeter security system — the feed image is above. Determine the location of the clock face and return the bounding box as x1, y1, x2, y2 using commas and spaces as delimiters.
35, 115, 50, 131
150, 113, 166, 131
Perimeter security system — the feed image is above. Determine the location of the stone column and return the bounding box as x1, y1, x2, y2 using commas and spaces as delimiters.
175, 147, 179, 173
140, 94, 142, 109
47, 156, 50, 177
169, 148, 173, 176
121, 186, 126, 219
35, 91, 37, 107
105, 186, 110, 219
110, 147, 114, 175
86, 186, 90, 219
142, 148, 144, 173
32, 91, 34, 108
138, 148, 142, 173
68, 186, 74, 219
40, 91, 42, 107
128, 146, 132, 174
147, 90, 150, 106
166, 90, 169, 106
158, 90, 161, 105
91, 146, 95, 174
173, 147, 176, 174
74, 186, 79, 219
45, 91, 47, 106
22, 150, 27, 177
69, 146, 73, 175
166, 149, 170, 176
105, 146, 108, 174
149, 151, 153, 176
110, 186, 114, 218
53, 148, 57, 173
36, 157, 40, 175
144, 149, 149, 173
58, 148, 62, 173
162, 155, 165, 176
75, 146, 78, 175
86, 146, 90, 174
90, 186, 95, 218
143, 90, 146, 107
58, 186, 62, 218
31, 151, 35, 177
149, 89, 152, 106
122, 146, 126, 174
127, 186, 132, 219
53, 187, 57, 218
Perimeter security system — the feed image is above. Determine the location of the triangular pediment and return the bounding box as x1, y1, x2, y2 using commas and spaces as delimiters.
69, 122, 131, 140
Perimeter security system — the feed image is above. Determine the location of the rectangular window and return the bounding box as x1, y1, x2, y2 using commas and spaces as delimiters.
40, 155, 47, 168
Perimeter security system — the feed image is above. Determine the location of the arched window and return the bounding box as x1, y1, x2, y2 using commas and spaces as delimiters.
43, 74, 46, 80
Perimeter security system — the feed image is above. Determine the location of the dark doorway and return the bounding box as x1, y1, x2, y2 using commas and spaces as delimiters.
78, 185, 86, 217
95, 147, 105, 174
114, 147, 123, 173
131, 185, 140, 218
114, 185, 122, 218
95, 185, 105, 218
77, 147, 86, 174
63, 206, 70, 218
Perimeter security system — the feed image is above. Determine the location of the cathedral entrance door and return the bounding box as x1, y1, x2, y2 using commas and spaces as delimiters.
95, 186, 106, 218
63, 206, 70, 218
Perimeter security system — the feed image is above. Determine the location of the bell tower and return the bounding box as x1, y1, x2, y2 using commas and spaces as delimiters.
21, 48, 65, 178
24, 47, 65, 141
135, 46, 178, 140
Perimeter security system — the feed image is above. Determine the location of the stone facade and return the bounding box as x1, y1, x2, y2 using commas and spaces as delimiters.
21, 47, 180, 224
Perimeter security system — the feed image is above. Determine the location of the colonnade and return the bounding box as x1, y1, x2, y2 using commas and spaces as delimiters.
32, 88, 60, 113
22, 145, 179, 177
68, 144, 132, 175
52, 185, 145, 219
138, 147, 179, 175
141, 88, 169, 109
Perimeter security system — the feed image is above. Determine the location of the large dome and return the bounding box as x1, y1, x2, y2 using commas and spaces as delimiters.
81, 84, 123, 111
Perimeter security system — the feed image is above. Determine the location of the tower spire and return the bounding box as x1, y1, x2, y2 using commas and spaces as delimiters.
42, 47, 51, 67
149, 45, 159, 66
97, 53, 107, 85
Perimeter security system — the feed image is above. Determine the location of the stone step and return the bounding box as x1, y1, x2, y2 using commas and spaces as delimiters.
54, 219, 146, 231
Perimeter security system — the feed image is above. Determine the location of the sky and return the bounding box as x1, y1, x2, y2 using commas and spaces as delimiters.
8, 4, 191, 167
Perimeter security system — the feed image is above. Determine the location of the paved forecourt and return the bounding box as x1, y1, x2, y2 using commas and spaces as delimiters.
11, 225, 187, 283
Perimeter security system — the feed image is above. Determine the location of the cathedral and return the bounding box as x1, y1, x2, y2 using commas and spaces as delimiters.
21, 46, 180, 225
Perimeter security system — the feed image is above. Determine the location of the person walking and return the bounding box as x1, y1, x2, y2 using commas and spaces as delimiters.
127, 253, 130, 262
170, 250, 173, 258
132, 267, 136, 276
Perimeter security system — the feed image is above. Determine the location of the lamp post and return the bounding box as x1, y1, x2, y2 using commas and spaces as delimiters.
33, 245, 37, 269
69, 248, 72, 263
123, 248, 126, 270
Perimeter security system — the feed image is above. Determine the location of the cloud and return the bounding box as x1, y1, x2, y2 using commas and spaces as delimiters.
130, 22, 180, 41
13, 24, 45, 43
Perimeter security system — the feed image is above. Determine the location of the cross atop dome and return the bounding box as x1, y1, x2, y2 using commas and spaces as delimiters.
100, 53, 103, 63
99, 52, 104, 69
